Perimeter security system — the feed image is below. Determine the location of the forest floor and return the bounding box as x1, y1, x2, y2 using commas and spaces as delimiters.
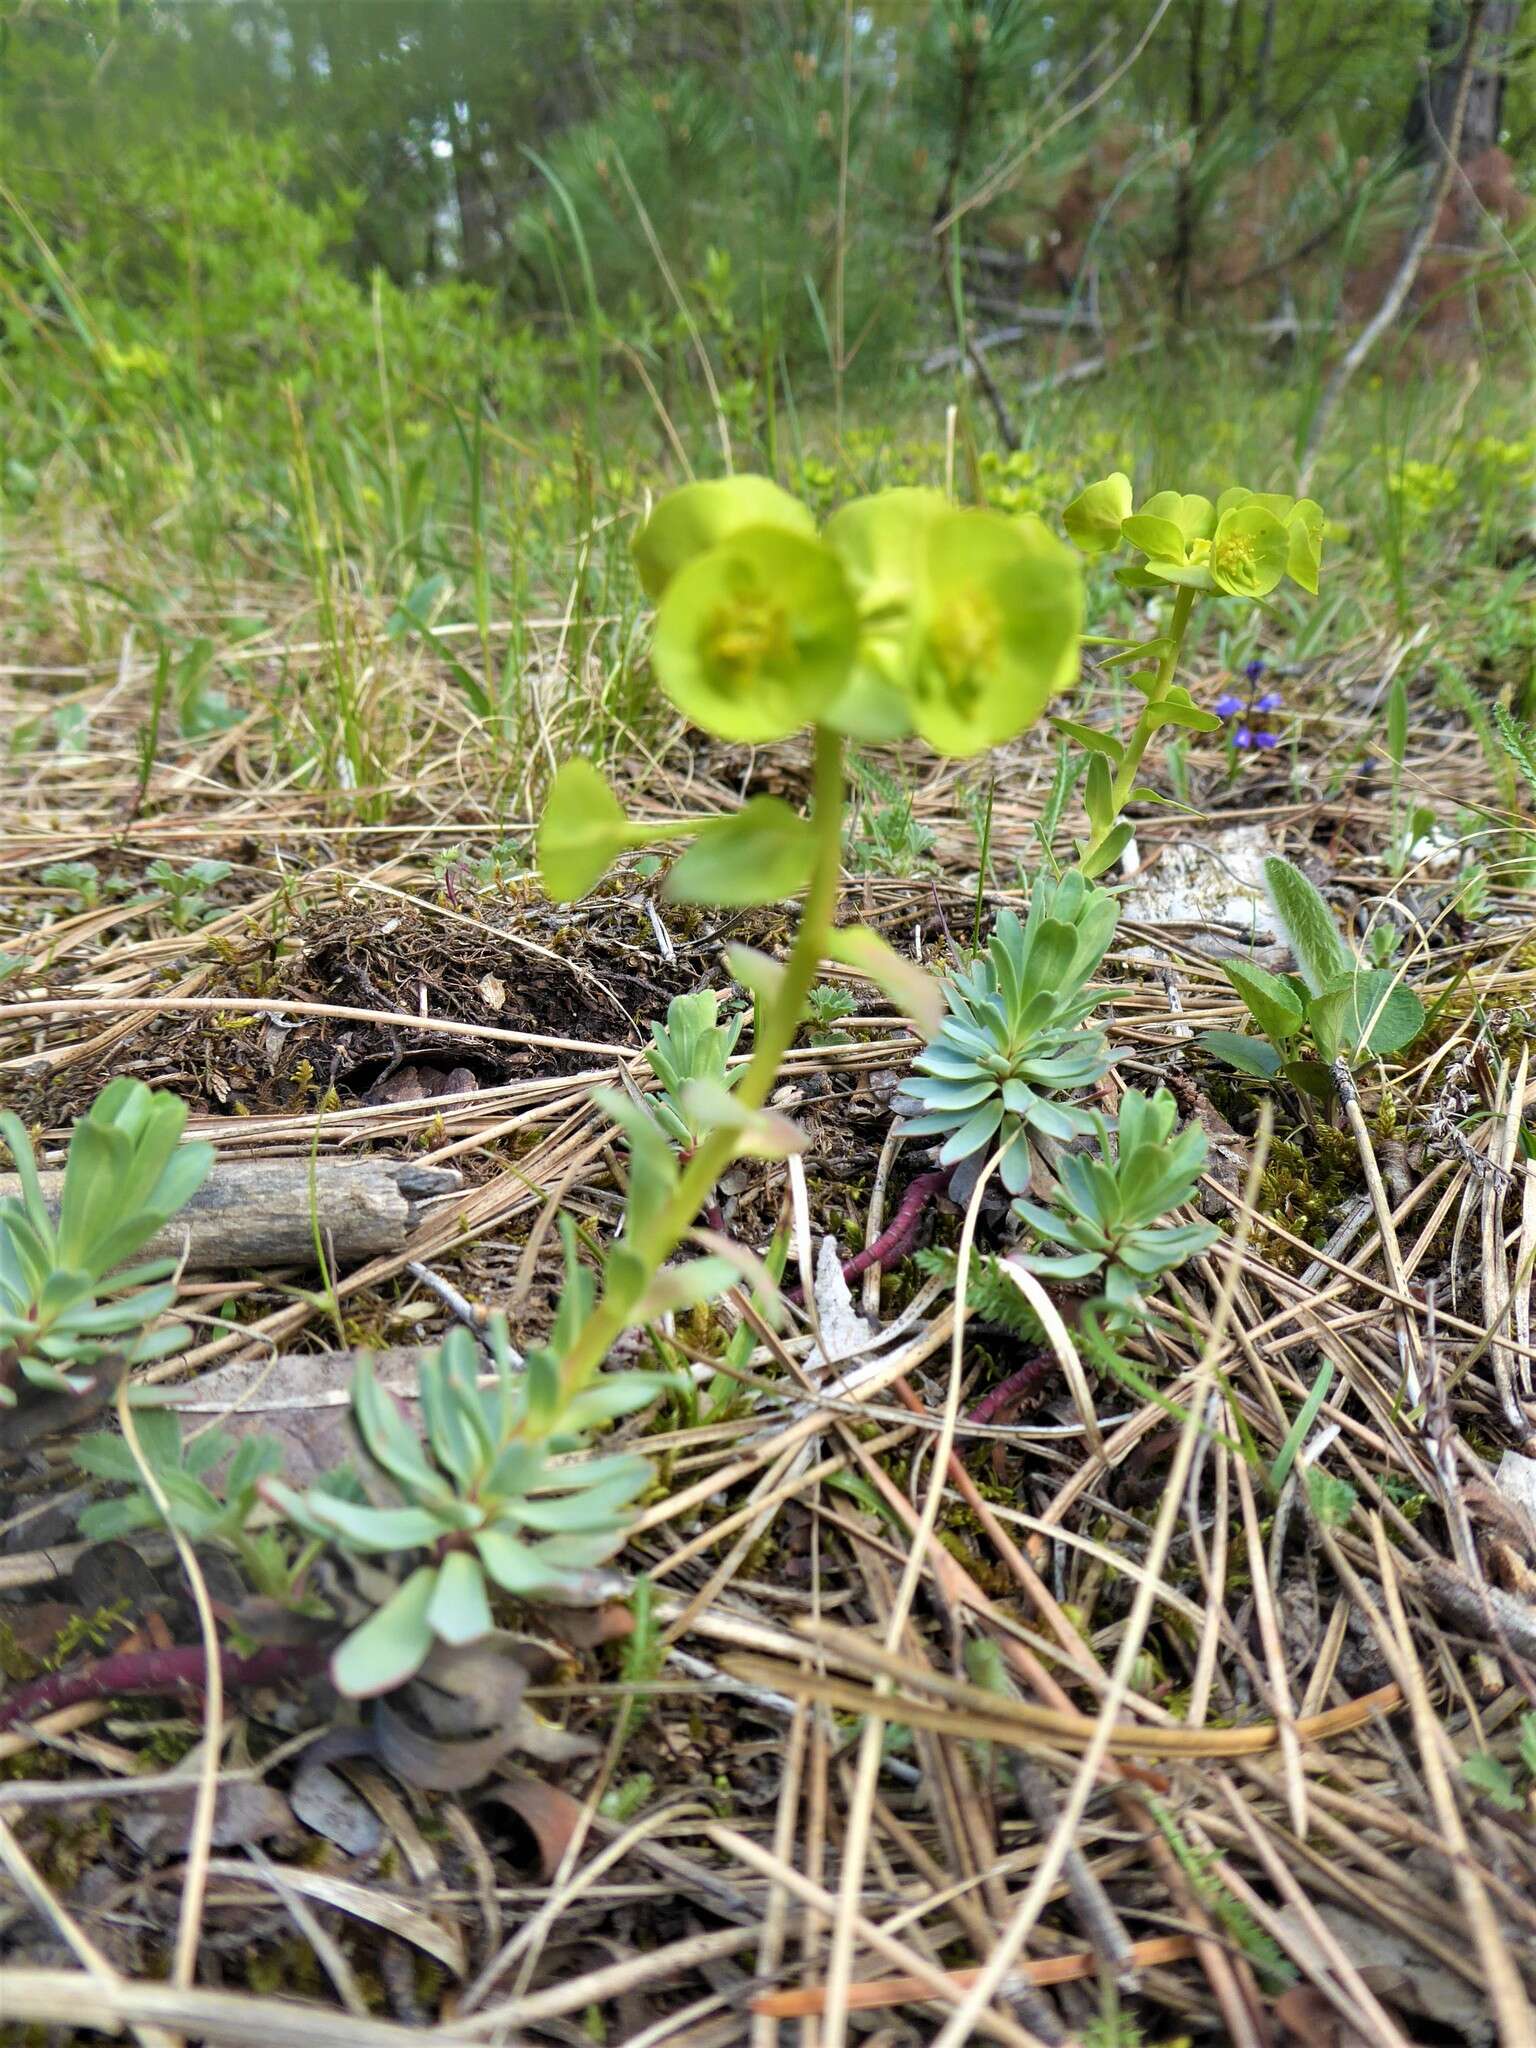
3, 452, 1536, 2048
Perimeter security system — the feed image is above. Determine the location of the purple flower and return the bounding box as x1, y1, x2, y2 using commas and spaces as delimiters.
1233, 727, 1254, 749
1255, 690, 1283, 712
1244, 658, 1266, 683
1253, 730, 1279, 750
1214, 692, 1243, 718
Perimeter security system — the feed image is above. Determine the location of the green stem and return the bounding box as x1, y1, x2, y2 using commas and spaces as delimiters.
557, 725, 845, 1401
1083, 586, 1200, 867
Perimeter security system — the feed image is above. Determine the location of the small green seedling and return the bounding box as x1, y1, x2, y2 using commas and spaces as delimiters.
641, 990, 745, 1156
805, 982, 859, 1045
145, 858, 234, 930
903, 870, 1118, 1195
0, 1080, 214, 1406
266, 1270, 677, 1696
1012, 1087, 1217, 1321
1199, 855, 1424, 1087
75, 1410, 306, 1608
41, 860, 103, 910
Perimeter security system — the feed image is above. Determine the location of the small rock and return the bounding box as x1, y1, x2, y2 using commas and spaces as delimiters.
1493, 1450, 1536, 1528
1120, 825, 1277, 955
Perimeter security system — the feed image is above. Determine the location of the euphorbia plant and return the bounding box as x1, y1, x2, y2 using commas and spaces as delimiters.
533, 473, 1084, 1452
1011, 1087, 1217, 1322
1056, 475, 1326, 877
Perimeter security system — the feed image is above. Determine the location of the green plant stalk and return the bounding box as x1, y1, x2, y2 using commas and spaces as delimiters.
1080, 584, 1199, 870
554, 725, 844, 1404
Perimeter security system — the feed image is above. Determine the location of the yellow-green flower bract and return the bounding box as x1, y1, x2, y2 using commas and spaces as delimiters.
632, 475, 816, 600
651, 524, 858, 743
903, 511, 1082, 756
822, 487, 949, 741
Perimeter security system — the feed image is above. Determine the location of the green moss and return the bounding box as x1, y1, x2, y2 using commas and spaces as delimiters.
1257, 1129, 1358, 1268
0, 1623, 43, 1684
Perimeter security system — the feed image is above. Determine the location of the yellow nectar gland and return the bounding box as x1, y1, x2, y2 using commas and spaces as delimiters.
705, 592, 787, 689
926, 586, 999, 710
1213, 533, 1255, 583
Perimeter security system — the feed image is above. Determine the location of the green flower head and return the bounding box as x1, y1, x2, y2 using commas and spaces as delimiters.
1062, 476, 1325, 601
903, 510, 1082, 757
651, 525, 857, 743
1206, 500, 1289, 597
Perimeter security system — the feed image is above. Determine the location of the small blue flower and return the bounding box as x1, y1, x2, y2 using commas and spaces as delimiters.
1244, 658, 1266, 683
1214, 692, 1244, 718
1233, 726, 1254, 749
1253, 730, 1279, 750
1255, 690, 1283, 713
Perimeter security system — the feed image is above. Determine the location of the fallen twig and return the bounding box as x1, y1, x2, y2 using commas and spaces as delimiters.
0, 1639, 331, 1731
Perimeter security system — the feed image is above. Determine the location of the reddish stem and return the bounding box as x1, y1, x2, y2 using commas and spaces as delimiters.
965, 1355, 1055, 1427
0, 1639, 332, 1731
791, 1167, 951, 1302
842, 1168, 951, 1284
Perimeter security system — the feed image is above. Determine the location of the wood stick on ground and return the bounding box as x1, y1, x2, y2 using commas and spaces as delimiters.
0, 1156, 463, 1270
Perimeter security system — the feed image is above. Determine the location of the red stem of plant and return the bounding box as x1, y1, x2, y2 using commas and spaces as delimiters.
843, 1168, 951, 1283
0, 1639, 332, 1731
791, 1167, 951, 1302
965, 1355, 1055, 1426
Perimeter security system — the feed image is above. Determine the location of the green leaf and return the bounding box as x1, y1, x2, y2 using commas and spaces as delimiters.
1144, 699, 1224, 734
538, 759, 649, 902
663, 797, 815, 907
1113, 564, 1166, 591
1304, 1466, 1356, 1528
1320, 968, 1424, 1060
332, 1566, 439, 1697
1078, 822, 1134, 879
1121, 513, 1187, 561
1462, 1752, 1523, 1811
1050, 717, 1123, 763
678, 1081, 806, 1158
1283, 1058, 1337, 1099
288, 1492, 449, 1553
474, 1527, 595, 1598
79, 1497, 160, 1542
1269, 1361, 1334, 1491
1144, 559, 1215, 591
1286, 500, 1325, 594
1222, 959, 1304, 1043
1386, 671, 1408, 775
724, 943, 785, 1012
1262, 856, 1352, 997
1097, 637, 1174, 669
1196, 1030, 1283, 1079
1140, 491, 1216, 544
633, 476, 816, 600
1084, 753, 1115, 836
425, 1549, 494, 1646
1061, 472, 1132, 554
823, 925, 943, 1039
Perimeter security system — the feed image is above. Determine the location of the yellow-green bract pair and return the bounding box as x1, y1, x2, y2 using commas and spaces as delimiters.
1063, 474, 1325, 599
634, 475, 1082, 756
